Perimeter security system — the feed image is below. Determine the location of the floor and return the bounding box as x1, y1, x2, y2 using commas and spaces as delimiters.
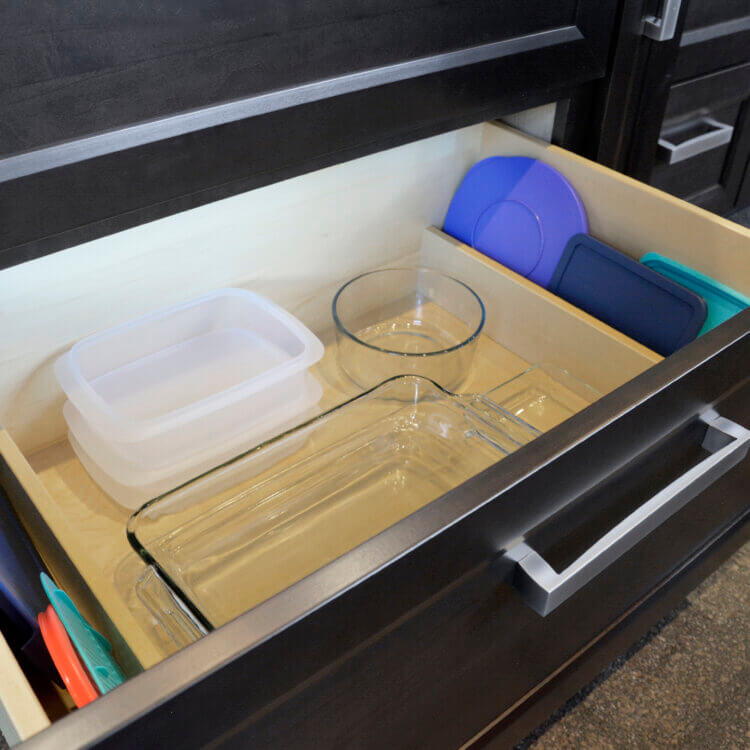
516, 205, 750, 750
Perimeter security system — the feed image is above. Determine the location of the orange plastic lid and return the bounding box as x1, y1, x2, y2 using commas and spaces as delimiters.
38, 605, 98, 708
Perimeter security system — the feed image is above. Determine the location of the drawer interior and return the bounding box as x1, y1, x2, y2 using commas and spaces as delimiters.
0, 121, 748, 729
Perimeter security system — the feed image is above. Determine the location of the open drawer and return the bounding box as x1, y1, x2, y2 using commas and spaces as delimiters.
1, 122, 748, 748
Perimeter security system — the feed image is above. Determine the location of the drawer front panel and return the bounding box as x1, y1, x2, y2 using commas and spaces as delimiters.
0, 1, 617, 269
677, 1, 750, 80
1, 1, 574, 154
651, 63, 750, 213
683, 0, 750, 30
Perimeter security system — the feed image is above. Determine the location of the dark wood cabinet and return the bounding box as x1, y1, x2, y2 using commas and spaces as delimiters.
0, 0, 618, 270
651, 62, 750, 213
594, 0, 750, 215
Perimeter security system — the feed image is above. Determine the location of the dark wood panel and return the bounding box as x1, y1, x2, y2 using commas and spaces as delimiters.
474, 509, 750, 749
664, 60, 750, 119
737, 151, 750, 209
651, 103, 746, 214
0, 0, 621, 270
676, 18, 750, 80
0, 0, 574, 155
683, 0, 750, 31
650, 64, 750, 213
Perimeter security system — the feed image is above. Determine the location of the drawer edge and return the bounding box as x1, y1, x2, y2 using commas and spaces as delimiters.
0, 430, 162, 674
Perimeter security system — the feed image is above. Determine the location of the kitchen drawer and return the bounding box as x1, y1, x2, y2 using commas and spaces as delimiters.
0, 122, 748, 748
651, 62, 750, 214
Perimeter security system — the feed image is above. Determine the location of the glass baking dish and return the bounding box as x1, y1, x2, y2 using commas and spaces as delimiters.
485, 364, 600, 432
127, 375, 540, 628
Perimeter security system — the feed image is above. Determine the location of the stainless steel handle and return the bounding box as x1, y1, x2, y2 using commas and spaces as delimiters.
643, 0, 683, 41
658, 118, 734, 164
501, 412, 750, 616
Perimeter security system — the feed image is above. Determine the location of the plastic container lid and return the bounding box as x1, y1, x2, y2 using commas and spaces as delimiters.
41, 573, 125, 694
54, 289, 324, 444
548, 235, 707, 356
443, 157, 588, 288
641, 253, 750, 335
38, 605, 99, 708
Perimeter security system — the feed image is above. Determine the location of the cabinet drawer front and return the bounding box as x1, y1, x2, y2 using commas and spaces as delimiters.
678, 1, 750, 79
1, 1, 580, 154
0, 2, 618, 269
651, 62, 750, 213
14, 124, 750, 748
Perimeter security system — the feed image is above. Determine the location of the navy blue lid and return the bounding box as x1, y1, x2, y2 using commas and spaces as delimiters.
548, 235, 707, 356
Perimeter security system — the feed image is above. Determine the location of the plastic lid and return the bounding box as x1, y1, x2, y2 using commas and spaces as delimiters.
54, 289, 325, 443
38, 605, 98, 708
444, 157, 587, 288
41, 573, 125, 694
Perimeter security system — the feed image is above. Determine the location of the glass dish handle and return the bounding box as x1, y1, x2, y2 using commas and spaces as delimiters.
457, 393, 541, 454
136, 566, 208, 649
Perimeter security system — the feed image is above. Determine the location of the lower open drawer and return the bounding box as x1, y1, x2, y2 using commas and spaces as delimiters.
0, 121, 748, 746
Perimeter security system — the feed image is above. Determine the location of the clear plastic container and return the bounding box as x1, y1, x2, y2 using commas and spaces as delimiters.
332, 268, 484, 390
54, 289, 324, 508
127, 375, 537, 628
485, 364, 600, 432
55, 288, 325, 443
64, 373, 323, 508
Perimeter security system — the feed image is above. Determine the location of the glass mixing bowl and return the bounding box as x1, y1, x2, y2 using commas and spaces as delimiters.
332, 267, 485, 389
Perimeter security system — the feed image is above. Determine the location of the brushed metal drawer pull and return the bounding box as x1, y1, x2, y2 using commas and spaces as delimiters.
642, 0, 682, 41
502, 411, 750, 616
658, 118, 734, 165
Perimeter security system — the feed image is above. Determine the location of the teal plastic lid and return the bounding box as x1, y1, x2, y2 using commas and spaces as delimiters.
641, 253, 750, 335
40, 573, 125, 694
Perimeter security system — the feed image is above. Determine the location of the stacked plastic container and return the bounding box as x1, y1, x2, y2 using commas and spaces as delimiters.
55, 289, 325, 509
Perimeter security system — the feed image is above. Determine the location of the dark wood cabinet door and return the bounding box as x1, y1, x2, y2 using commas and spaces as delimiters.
677, 0, 750, 79
0, 0, 617, 270
595, 0, 750, 214
651, 62, 750, 214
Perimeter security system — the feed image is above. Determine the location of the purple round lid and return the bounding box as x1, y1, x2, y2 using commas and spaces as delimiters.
443, 156, 588, 288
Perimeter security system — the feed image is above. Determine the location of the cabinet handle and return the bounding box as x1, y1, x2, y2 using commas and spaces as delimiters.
500, 411, 750, 616
642, 0, 683, 41
658, 118, 734, 165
